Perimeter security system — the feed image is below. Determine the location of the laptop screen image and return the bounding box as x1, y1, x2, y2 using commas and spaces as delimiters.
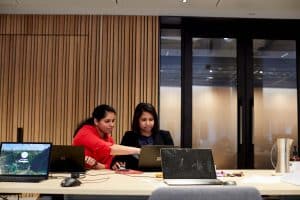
0, 142, 52, 182
161, 148, 222, 185
138, 145, 174, 171
49, 145, 85, 173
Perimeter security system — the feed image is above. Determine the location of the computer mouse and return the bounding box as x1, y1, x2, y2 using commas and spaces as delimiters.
61, 177, 81, 187
223, 181, 237, 185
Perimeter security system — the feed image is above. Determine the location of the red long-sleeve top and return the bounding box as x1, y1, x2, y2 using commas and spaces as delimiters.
73, 125, 114, 169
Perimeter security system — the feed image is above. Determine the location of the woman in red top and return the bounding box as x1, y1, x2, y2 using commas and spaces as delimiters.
73, 104, 140, 169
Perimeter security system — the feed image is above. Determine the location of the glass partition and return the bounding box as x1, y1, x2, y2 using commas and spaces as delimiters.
253, 39, 297, 169
192, 38, 237, 169
160, 29, 181, 146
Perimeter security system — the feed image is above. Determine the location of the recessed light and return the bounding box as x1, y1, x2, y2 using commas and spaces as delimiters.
281, 52, 288, 58
224, 38, 233, 42
181, 0, 188, 3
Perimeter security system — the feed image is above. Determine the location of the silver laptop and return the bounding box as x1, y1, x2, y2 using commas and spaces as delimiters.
161, 148, 223, 185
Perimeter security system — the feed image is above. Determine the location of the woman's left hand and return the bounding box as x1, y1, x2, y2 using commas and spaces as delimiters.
111, 162, 126, 170
85, 156, 97, 167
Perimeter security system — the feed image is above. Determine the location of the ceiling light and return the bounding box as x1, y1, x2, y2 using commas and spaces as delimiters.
161, 36, 181, 41
209, 69, 213, 73
281, 52, 288, 58
259, 70, 263, 74
224, 38, 233, 42
181, 0, 188, 3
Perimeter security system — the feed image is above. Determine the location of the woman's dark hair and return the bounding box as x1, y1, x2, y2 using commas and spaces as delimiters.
131, 103, 159, 135
74, 104, 116, 137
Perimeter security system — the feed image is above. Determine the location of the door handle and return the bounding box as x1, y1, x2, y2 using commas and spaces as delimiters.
252, 105, 254, 145
239, 105, 243, 145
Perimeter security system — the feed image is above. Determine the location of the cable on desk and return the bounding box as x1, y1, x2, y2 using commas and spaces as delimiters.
85, 171, 115, 176
48, 175, 68, 179
81, 177, 110, 183
78, 174, 86, 179
49, 172, 87, 179
123, 174, 158, 178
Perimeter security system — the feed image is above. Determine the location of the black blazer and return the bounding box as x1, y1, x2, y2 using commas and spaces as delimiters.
112, 130, 174, 170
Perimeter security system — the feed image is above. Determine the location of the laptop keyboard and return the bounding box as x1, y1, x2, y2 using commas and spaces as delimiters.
164, 179, 223, 185
0, 176, 46, 182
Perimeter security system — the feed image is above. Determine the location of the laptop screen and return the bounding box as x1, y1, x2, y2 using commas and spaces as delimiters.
138, 145, 174, 171
49, 145, 85, 173
0, 143, 52, 177
161, 148, 217, 179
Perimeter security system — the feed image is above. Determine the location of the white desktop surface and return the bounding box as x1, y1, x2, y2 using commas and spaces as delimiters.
0, 170, 300, 196
219, 170, 300, 196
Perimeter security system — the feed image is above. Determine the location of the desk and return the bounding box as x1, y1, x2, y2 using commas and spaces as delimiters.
219, 170, 300, 196
0, 170, 300, 198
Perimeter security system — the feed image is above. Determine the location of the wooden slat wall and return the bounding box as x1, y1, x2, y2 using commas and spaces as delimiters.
0, 15, 159, 144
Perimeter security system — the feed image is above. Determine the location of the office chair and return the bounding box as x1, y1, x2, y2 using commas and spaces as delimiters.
148, 186, 262, 200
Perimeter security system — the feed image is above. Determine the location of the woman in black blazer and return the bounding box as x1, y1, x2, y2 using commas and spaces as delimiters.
112, 103, 174, 170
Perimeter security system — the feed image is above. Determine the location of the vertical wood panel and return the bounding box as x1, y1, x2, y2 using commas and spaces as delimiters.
0, 15, 159, 144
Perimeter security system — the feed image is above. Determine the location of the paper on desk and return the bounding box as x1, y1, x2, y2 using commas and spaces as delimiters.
281, 172, 300, 185
241, 175, 281, 184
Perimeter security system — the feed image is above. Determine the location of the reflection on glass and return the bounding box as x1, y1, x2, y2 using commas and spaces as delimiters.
253, 39, 297, 169
159, 29, 181, 146
192, 38, 237, 169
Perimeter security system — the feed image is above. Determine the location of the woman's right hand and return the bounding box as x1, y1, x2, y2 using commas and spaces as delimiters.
136, 147, 141, 154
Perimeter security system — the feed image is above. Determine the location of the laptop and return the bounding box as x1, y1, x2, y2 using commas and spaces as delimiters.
0, 142, 52, 182
49, 145, 85, 173
138, 145, 174, 171
161, 148, 223, 185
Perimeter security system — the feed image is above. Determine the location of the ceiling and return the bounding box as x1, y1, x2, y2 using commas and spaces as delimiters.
1, 0, 300, 19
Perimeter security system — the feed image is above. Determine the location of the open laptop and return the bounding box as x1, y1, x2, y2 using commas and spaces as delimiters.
0, 142, 52, 182
161, 148, 223, 185
138, 145, 174, 171
49, 145, 85, 173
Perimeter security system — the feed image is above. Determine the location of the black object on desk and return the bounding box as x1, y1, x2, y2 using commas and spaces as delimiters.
61, 177, 81, 187
50, 145, 85, 173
